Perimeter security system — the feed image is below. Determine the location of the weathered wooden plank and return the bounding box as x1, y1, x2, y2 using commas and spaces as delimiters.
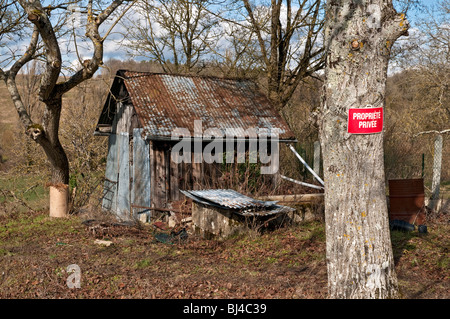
132, 128, 151, 222
158, 145, 168, 207
165, 148, 170, 203
169, 147, 180, 201
117, 132, 130, 220
258, 193, 324, 203
182, 161, 191, 190
204, 162, 220, 188
149, 141, 157, 209
151, 143, 167, 209
115, 102, 134, 134
192, 149, 202, 190
102, 134, 118, 213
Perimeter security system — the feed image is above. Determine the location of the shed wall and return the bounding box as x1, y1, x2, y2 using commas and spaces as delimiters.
102, 104, 283, 221
102, 128, 152, 222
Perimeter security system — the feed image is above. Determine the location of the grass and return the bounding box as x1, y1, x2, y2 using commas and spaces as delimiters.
0, 170, 448, 299
439, 182, 450, 199
391, 223, 449, 271
0, 208, 448, 299
0, 210, 329, 298
0, 174, 48, 213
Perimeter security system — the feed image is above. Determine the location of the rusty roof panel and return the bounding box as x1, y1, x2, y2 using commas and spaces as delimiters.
118, 71, 295, 141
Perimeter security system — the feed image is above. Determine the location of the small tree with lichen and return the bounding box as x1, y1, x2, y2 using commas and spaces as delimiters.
0, 0, 134, 217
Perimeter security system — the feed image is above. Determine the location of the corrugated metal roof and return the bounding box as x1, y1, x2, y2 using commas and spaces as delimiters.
180, 189, 295, 216
97, 70, 296, 141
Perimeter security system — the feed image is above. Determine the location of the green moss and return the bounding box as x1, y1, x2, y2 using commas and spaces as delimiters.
135, 259, 152, 269
0, 174, 47, 209
0, 211, 79, 244
265, 256, 278, 264
437, 256, 449, 270
31, 9, 43, 15
27, 123, 44, 131
0, 248, 14, 256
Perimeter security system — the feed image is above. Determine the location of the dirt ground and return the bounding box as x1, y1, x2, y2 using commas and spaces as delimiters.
0, 209, 448, 300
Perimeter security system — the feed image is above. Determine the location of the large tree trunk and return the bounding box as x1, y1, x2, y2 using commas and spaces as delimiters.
41, 97, 70, 185
26, 97, 70, 217
43, 99, 70, 218
320, 0, 408, 298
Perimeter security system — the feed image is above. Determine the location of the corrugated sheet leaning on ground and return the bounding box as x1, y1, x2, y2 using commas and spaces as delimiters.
180, 189, 295, 216
120, 71, 295, 141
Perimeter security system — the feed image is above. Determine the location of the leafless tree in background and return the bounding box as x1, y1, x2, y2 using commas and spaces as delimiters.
124, 0, 221, 74
0, 0, 26, 62
241, 0, 325, 110
393, 0, 449, 123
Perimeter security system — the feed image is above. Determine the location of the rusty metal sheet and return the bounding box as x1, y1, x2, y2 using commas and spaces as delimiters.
182, 189, 273, 209
180, 189, 295, 216
118, 71, 295, 141
388, 178, 426, 224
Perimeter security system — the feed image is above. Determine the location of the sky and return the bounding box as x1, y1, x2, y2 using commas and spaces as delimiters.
72, 0, 440, 68
0, 0, 443, 74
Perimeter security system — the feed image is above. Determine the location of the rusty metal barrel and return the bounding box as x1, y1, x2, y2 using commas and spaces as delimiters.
388, 178, 426, 225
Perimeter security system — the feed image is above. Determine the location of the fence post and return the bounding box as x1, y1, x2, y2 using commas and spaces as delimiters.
421, 153, 425, 179
430, 134, 443, 210
414, 129, 449, 211
314, 141, 321, 176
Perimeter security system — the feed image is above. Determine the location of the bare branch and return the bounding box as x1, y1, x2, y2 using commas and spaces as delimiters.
414, 129, 450, 137
96, 0, 133, 25
125, 0, 219, 74
9, 27, 40, 77
17, 0, 62, 102
242, 0, 270, 67
2, 26, 40, 128
101, 0, 137, 42
54, 0, 130, 95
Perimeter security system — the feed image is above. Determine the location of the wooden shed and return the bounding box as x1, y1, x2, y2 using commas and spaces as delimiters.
94, 70, 296, 222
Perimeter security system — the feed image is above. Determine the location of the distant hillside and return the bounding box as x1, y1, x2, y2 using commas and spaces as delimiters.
0, 82, 19, 126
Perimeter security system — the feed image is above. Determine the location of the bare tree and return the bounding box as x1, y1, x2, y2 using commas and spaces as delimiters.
0, 0, 134, 217
213, 19, 263, 78
124, 0, 220, 74
320, 0, 409, 298
0, 0, 26, 54
393, 0, 449, 120
241, 0, 325, 110
384, 0, 449, 204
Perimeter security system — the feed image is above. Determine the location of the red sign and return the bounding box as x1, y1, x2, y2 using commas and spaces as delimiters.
348, 107, 383, 134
